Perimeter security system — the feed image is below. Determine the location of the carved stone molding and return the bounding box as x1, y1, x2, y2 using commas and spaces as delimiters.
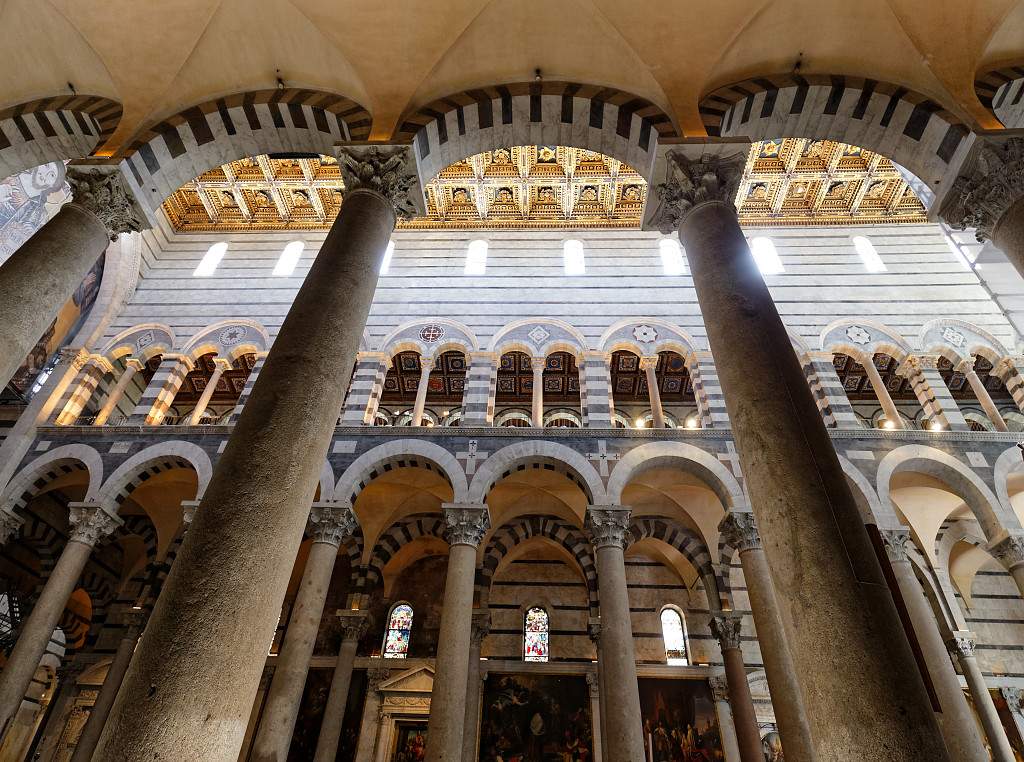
442, 503, 490, 547
0, 510, 24, 544
946, 631, 977, 660
879, 528, 911, 563
708, 675, 730, 702
66, 167, 147, 240
940, 136, 1024, 242
180, 500, 200, 527
638, 355, 660, 372
587, 618, 602, 646
718, 511, 760, 553
336, 144, 421, 220
988, 532, 1024, 571
59, 347, 91, 372
367, 667, 391, 691
651, 150, 747, 234
709, 613, 744, 652
470, 610, 491, 647
308, 502, 359, 547
586, 506, 632, 550
1001, 687, 1024, 716
67, 502, 123, 547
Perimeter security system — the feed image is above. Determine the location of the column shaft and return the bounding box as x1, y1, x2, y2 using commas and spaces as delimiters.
188, 361, 229, 424
93, 185, 401, 760
863, 358, 904, 429
641, 358, 665, 428
313, 636, 360, 762
953, 644, 1015, 762
411, 361, 433, 426
965, 368, 1009, 431
461, 636, 483, 761
94, 360, 141, 426
711, 615, 763, 762
992, 196, 1024, 279
531, 357, 545, 427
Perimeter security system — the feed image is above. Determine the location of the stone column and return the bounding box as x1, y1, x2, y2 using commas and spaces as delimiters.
0, 503, 121, 741
188, 357, 231, 424
353, 667, 390, 762
32, 661, 88, 762
0, 167, 144, 389
93, 146, 421, 761
251, 503, 358, 762
585, 671, 603, 762
68, 613, 145, 762
946, 632, 1016, 762
410, 357, 434, 427
585, 506, 645, 762
531, 356, 546, 426
228, 351, 268, 424
461, 610, 489, 762
862, 355, 905, 429
991, 356, 1024, 415
957, 359, 1009, 431
708, 675, 742, 762
461, 352, 499, 426
650, 146, 948, 761
313, 610, 371, 762
640, 356, 664, 428
53, 356, 113, 425
94, 358, 143, 426
879, 530, 989, 762
709, 614, 762, 762
988, 533, 1024, 600
588, 618, 607, 755
718, 512, 815, 761
127, 353, 194, 425
426, 504, 489, 762
340, 352, 391, 425
581, 351, 613, 427
805, 351, 861, 429
900, 355, 969, 431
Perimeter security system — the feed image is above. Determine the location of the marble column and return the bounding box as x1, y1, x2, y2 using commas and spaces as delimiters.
988, 533, 1024, 599
946, 632, 1016, 762
461, 610, 489, 762
53, 356, 112, 425
718, 512, 814, 762
957, 359, 1009, 431
588, 618, 607, 756
426, 504, 489, 762
0, 167, 143, 389
879, 530, 988, 762
94, 146, 421, 761
68, 613, 145, 762
640, 356, 664, 428
708, 675, 742, 762
709, 614, 762, 762
651, 146, 948, 760
313, 610, 371, 762
585, 672, 603, 762
585, 506, 645, 762
188, 357, 231, 424
531, 356, 545, 426
411, 357, 434, 427
0, 503, 121, 741
94, 358, 143, 426
251, 503, 358, 762
862, 355, 904, 429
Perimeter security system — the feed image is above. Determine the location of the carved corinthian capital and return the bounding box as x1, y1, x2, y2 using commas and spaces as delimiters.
940, 136, 1024, 242
442, 503, 490, 547
0, 510, 24, 545
338, 610, 371, 642
718, 511, 760, 553
879, 528, 911, 563
709, 613, 744, 651
586, 506, 632, 550
68, 502, 123, 547
66, 167, 147, 240
988, 532, 1024, 571
308, 502, 359, 547
336, 144, 423, 220
470, 610, 491, 647
650, 149, 747, 234
946, 631, 977, 661
708, 675, 730, 702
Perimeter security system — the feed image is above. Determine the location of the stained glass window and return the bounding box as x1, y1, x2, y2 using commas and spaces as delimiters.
661, 607, 688, 665
383, 603, 413, 658
524, 606, 549, 662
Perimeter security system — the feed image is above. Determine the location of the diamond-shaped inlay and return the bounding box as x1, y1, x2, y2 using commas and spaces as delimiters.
633, 324, 658, 343
528, 326, 551, 345
846, 325, 871, 345
942, 326, 966, 348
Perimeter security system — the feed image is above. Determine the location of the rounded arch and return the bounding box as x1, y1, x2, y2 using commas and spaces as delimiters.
607, 441, 744, 511
118, 88, 371, 218
994, 444, 1024, 522
0, 444, 103, 514
699, 73, 970, 196
378, 318, 479, 359
838, 454, 897, 526
919, 319, 1009, 366
182, 319, 270, 363
627, 516, 728, 609
877, 444, 1017, 540
468, 440, 606, 506
334, 440, 469, 505
363, 515, 447, 592
489, 318, 588, 361
95, 441, 213, 512
820, 318, 912, 363
599, 318, 698, 360
99, 323, 176, 363
974, 61, 1024, 129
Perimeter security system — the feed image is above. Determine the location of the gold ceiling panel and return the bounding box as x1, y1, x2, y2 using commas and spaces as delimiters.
161, 139, 926, 232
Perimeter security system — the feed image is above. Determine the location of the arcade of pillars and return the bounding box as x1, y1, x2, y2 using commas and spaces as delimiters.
4, 137, 1024, 762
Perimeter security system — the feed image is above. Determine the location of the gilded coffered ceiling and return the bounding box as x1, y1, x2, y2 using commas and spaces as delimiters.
160, 139, 927, 232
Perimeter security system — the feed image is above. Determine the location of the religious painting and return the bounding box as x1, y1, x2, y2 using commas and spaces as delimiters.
391, 721, 428, 761
638, 678, 723, 761
479, 673, 592, 761
990, 689, 1024, 761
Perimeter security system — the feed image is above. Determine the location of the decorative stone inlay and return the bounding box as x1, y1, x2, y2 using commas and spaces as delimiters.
941, 137, 1024, 242
988, 532, 1024, 570
419, 324, 445, 343
941, 326, 966, 348
442, 503, 490, 547
652, 150, 746, 233
846, 325, 871, 345
0, 510, 24, 544
470, 610, 491, 646
709, 613, 744, 651
307, 502, 358, 547
338, 610, 371, 642
633, 324, 658, 343
68, 503, 123, 546
66, 167, 146, 240
136, 330, 155, 350
219, 325, 247, 346
336, 145, 420, 220
585, 506, 632, 550
708, 675, 729, 702
527, 326, 551, 345
718, 512, 761, 552
879, 528, 911, 563
946, 631, 977, 660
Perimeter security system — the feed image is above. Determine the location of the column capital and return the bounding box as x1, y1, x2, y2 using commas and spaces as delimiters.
582, 349, 611, 363
954, 357, 977, 375
123, 357, 145, 373
708, 675, 730, 702
367, 666, 391, 691
160, 353, 195, 372
530, 356, 547, 372
66, 166, 147, 240
181, 500, 201, 527
807, 350, 838, 363
897, 354, 937, 376
587, 616, 602, 645
939, 135, 1024, 242
987, 532, 1024, 571
879, 527, 912, 563
84, 355, 115, 375
648, 147, 748, 234
59, 347, 91, 371
307, 502, 358, 547
1001, 687, 1024, 716
585, 670, 600, 697
441, 503, 490, 547
946, 630, 977, 660
585, 505, 632, 550
0, 509, 24, 544
335, 144, 423, 220
337, 609, 371, 642
718, 511, 760, 552
638, 355, 660, 371
709, 612, 744, 652
211, 357, 233, 372
991, 356, 1024, 380
67, 502, 123, 546
470, 609, 491, 647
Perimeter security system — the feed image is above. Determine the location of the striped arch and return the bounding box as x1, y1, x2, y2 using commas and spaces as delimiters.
0, 95, 122, 178
489, 318, 588, 361
359, 515, 447, 594
477, 516, 598, 616
700, 74, 971, 196
100, 323, 176, 363
627, 517, 729, 609
919, 318, 1009, 367
820, 318, 913, 368
182, 319, 271, 363
606, 441, 744, 511
1, 444, 103, 515
974, 62, 1024, 128
468, 440, 606, 505
599, 318, 698, 360
96, 442, 212, 513
378, 319, 479, 360
117, 88, 371, 219
334, 440, 468, 505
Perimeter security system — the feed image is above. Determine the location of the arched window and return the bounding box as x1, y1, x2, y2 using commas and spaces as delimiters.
563, 239, 585, 275
660, 607, 688, 665
380, 240, 395, 274
749, 236, 784, 275
383, 603, 414, 658
524, 606, 549, 662
659, 238, 686, 275
194, 241, 227, 276
852, 235, 886, 272
465, 239, 488, 275
272, 240, 304, 276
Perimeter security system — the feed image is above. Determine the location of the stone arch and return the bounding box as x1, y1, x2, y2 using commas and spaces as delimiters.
699, 74, 971, 196
477, 516, 598, 615
378, 319, 479, 359
468, 440, 606, 505
599, 318, 698, 359
182, 319, 270, 363
838, 454, 899, 526
876, 444, 1018, 540
397, 81, 677, 186
95, 441, 212, 513
0, 444, 103, 515
974, 62, 1024, 129
820, 318, 912, 364
919, 318, 1008, 366
627, 516, 728, 609
317, 461, 336, 503
993, 444, 1024, 523
0, 95, 122, 178
99, 324, 176, 363
489, 318, 588, 361
334, 440, 469, 505
361, 515, 447, 592
117, 88, 371, 219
